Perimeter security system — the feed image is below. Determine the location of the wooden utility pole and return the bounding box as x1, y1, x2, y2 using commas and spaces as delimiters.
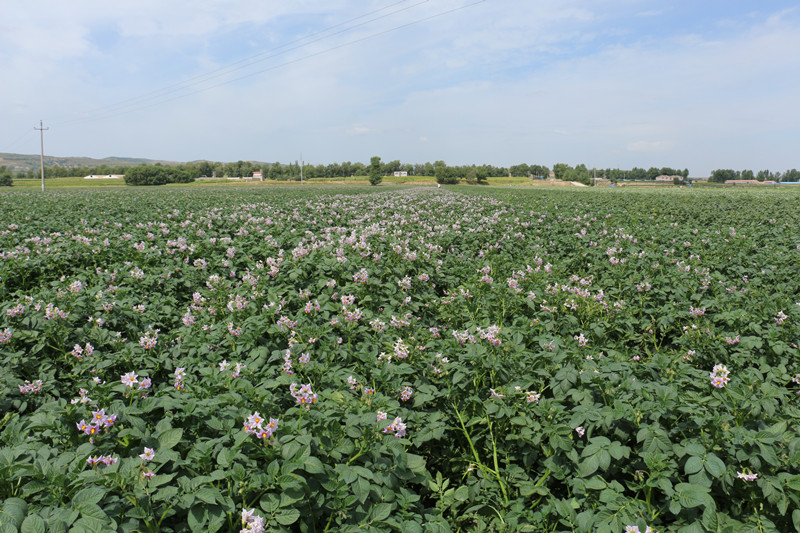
34, 120, 49, 192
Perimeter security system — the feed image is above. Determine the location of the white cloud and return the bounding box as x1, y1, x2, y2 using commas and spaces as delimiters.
627, 141, 675, 153
346, 124, 371, 136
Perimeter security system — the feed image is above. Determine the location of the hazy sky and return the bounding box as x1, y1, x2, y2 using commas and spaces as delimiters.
1, 1, 799, 175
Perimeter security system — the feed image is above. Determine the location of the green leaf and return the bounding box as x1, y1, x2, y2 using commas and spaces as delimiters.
187, 505, 207, 532
405, 454, 426, 474
675, 483, 709, 509
302, 456, 325, 474
1, 498, 27, 527
785, 475, 800, 491
684, 456, 703, 475
157, 428, 184, 450
20, 515, 45, 533
704, 454, 726, 478
72, 486, 106, 508
579, 454, 600, 477
584, 477, 607, 490
194, 487, 220, 505
275, 508, 300, 526
370, 503, 393, 522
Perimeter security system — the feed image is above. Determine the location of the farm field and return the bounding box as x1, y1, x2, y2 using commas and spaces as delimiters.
1, 185, 799, 533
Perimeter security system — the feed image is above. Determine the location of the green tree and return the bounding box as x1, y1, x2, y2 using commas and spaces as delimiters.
530, 164, 549, 179
124, 165, 169, 186
383, 160, 401, 175
509, 163, 530, 177
0, 166, 13, 186
553, 163, 570, 181
369, 156, 382, 186
782, 169, 800, 182
627, 167, 647, 180
566, 164, 591, 185
434, 164, 458, 185
709, 169, 737, 183
740, 169, 754, 180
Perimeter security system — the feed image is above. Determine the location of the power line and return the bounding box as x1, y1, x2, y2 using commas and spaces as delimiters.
54, 0, 430, 127
53, 0, 485, 128
1, 129, 36, 153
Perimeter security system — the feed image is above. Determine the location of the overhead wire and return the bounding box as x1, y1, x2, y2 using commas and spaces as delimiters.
53, 0, 431, 127
52, 0, 486, 128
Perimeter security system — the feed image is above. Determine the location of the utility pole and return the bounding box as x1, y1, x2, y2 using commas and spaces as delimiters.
35, 120, 49, 192
300, 152, 303, 183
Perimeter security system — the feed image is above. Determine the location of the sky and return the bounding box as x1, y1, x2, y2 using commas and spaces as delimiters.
1, 1, 799, 176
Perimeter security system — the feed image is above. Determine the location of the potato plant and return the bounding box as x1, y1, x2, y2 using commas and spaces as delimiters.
1, 186, 799, 533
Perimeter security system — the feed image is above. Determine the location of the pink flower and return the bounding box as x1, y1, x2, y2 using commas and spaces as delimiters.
710, 364, 730, 388
121, 372, 138, 387
139, 447, 155, 462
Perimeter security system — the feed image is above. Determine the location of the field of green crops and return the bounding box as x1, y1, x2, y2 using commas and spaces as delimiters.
1, 185, 799, 533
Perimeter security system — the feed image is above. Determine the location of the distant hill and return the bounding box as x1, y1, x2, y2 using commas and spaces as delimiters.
0, 152, 179, 173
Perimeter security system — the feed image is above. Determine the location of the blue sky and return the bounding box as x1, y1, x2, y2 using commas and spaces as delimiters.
1, 1, 799, 176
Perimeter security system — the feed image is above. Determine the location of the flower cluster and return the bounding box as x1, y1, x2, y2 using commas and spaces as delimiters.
737, 470, 758, 481
689, 306, 706, 317
625, 526, 658, 533
44, 303, 69, 320
399, 385, 413, 402
574, 333, 588, 348
139, 447, 155, 462
86, 455, 118, 467
76, 409, 117, 436
173, 367, 186, 390
710, 364, 731, 388
290, 383, 317, 407
393, 338, 410, 359
227, 294, 248, 313
382, 416, 407, 438
120, 372, 151, 392
352, 268, 369, 284
18, 379, 44, 394
240, 509, 266, 533
138, 328, 159, 350
70, 388, 92, 404
0, 328, 11, 343
70, 342, 95, 358
282, 350, 294, 374
477, 325, 501, 346
243, 412, 278, 441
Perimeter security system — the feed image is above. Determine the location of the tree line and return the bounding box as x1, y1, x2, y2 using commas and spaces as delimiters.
708, 169, 800, 183
7, 159, 796, 187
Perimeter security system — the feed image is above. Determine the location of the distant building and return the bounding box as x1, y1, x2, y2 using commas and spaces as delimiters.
654, 175, 682, 182
393, 171, 408, 177
84, 174, 124, 179
251, 171, 264, 181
